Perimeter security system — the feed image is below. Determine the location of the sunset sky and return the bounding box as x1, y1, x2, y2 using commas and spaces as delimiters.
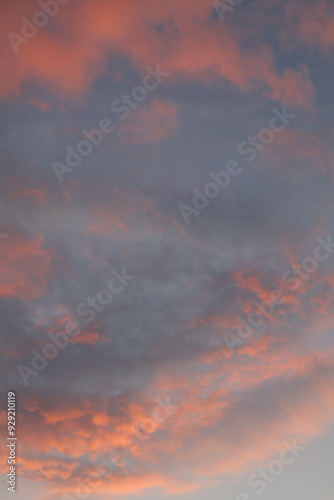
1, 1, 334, 499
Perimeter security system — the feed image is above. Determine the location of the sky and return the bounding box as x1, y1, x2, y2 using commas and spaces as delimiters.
1, 0, 334, 499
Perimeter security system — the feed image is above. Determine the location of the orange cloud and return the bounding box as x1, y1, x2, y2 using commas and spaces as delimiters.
262, 129, 334, 177
0, 0, 315, 108
0, 233, 53, 299
5, 178, 54, 204
69, 329, 110, 345
2, 338, 334, 497
282, 0, 334, 53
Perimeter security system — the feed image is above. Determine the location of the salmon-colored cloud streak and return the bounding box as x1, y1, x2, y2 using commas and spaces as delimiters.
0, 0, 315, 109
0, 234, 53, 300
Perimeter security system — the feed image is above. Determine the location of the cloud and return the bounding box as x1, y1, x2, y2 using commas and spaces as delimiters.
1, 0, 315, 108
1, 1, 334, 498
281, 0, 334, 53
0, 233, 53, 299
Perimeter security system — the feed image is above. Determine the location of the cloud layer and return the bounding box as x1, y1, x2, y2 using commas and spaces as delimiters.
1, 1, 334, 499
